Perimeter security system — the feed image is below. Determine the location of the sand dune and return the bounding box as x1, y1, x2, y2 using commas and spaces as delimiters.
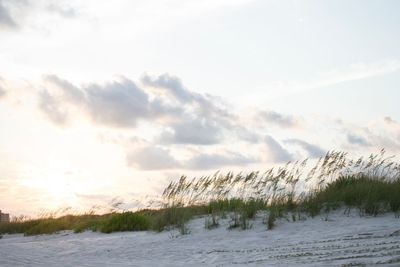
1, 209, 400, 266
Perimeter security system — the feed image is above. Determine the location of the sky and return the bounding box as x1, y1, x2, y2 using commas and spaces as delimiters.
1, 0, 400, 216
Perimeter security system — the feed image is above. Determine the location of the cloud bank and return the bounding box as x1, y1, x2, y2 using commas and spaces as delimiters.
0, 0, 17, 29
27, 73, 400, 171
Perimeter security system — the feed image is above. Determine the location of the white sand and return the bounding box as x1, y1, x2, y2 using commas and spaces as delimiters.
1, 209, 399, 266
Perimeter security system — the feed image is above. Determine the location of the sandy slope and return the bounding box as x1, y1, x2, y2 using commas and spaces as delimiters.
1, 210, 400, 267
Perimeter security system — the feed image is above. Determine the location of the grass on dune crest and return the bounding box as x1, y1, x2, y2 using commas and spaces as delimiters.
1, 150, 400, 236
99, 212, 150, 233
303, 175, 400, 217
0, 214, 104, 236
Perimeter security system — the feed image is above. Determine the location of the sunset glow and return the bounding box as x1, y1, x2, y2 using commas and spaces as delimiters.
1, 0, 400, 217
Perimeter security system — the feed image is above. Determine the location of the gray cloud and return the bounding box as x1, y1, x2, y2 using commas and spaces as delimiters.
0, 86, 5, 98
340, 120, 400, 152
186, 152, 255, 170
159, 121, 260, 146
0, 1, 78, 31
347, 133, 370, 146
0, 0, 17, 29
142, 73, 194, 103
0, 77, 12, 100
41, 74, 249, 146
41, 75, 183, 128
142, 73, 232, 119
234, 126, 260, 143
284, 138, 325, 158
159, 117, 222, 145
39, 75, 88, 125
362, 128, 400, 151
38, 90, 69, 125
126, 146, 181, 170
259, 110, 300, 128
40, 74, 297, 153
333, 117, 400, 153
44, 75, 84, 104
264, 135, 293, 163
85, 79, 151, 127
143, 73, 235, 145
126, 145, 256, 170
383, 116, 396, 125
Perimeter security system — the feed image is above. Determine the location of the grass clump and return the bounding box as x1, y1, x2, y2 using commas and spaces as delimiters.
73, 217, 105, 233
0, 208, 194, 236
0, 215, 103, 236
151, 206, 193, 232
0, 215, 105, 236
239, 199, 265, 219
0, 220, 41, 235
99, 212, 150, 233
205, 213, 219, 229
228, 212, 251, 230
24, 218, 70, 236
303, 175, 400, 216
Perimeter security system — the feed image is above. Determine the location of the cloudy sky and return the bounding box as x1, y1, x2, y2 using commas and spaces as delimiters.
1, 0, 400, 216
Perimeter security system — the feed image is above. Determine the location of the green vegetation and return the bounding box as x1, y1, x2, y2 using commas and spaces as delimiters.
302, 175, 400, 216
99, 212, 150, 233
0, 215, 104, 236
1, 150, 400, 236
149, 206, 194, 232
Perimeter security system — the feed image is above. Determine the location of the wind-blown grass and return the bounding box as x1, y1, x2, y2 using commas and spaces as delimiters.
1, 150, 399, 236
302, 175, 400, 216
161, 149, 400, 229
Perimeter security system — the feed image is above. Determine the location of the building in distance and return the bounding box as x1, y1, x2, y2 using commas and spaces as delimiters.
0, 210, 10, 223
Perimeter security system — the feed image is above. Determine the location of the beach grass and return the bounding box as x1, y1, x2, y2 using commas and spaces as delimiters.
1, 150, 399, 236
